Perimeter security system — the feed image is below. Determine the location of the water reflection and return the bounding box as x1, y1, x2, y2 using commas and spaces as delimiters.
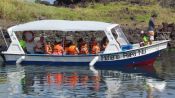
0, 64, 25, 98
1, 51, 175, 98
0, 64, 164, 98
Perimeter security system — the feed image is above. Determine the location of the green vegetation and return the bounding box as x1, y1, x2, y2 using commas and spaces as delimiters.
0, 0, 175, 27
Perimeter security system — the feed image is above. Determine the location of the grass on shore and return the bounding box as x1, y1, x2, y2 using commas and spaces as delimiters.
0, 0, 175, 28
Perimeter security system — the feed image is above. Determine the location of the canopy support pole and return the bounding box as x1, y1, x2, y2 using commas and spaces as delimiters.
89, 56, 99, 75
16, 56, 25, 64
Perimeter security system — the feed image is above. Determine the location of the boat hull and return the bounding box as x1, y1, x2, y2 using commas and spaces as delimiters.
4, 51, 160, 67
3, 40, 169, 67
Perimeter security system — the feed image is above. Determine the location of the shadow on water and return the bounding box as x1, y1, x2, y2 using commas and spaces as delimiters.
0, 50, 175, 98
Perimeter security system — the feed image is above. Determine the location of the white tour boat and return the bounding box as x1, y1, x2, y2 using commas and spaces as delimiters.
1, 20, 169, 67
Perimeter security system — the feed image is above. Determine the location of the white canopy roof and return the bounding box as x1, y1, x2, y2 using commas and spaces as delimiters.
9, 20, 117, 32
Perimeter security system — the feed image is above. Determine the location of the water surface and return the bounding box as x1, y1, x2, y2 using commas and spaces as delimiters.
0, 50, 175, 98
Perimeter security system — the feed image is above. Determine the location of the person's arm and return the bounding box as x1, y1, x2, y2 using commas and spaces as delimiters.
61, 47, 64, 55
95, 46, 100, 54
76, 47, 79, 54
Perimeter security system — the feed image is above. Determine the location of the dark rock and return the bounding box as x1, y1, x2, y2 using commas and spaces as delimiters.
130, 16, 136, 21
0, 45, 7, 53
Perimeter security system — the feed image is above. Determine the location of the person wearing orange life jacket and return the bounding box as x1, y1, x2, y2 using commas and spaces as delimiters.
91, 41, 100, 54
44, 38, 52, 54
89, 37, 96, 52
52, 38, 64, 55
79, 41, 89, 55
67, 41, 79, 55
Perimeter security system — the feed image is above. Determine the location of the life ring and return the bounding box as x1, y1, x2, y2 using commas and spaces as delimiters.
23, 31, 34, 42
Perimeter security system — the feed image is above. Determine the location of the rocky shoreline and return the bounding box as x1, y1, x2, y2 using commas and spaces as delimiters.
122, 22, 175, 48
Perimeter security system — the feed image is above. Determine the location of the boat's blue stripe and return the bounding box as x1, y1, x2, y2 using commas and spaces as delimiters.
5, 51, 160, 66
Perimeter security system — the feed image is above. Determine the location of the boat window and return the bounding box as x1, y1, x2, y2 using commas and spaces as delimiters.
15, 31, 108, 55
111, 26, 129, 45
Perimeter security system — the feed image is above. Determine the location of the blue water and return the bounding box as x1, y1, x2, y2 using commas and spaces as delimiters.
0, 51, 175, 98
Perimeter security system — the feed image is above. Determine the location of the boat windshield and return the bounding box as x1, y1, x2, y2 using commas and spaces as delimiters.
111, 26, 129, 45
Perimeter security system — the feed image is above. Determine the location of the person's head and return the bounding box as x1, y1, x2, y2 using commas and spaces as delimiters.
81, 41, 87, 47
140, 30, 145, 35
151, 14, 157, 19
104, 40, 109, 45
68, 41, 76, 46
92, 41, 98, 46
78, 38, 84, 43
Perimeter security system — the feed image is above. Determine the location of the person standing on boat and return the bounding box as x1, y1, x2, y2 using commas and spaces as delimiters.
53, 38, 64, 55
148, 14, 157, 45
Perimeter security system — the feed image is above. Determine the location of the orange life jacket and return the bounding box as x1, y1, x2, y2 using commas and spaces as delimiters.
67, 45, 78, 55
45, 44, 52, 54
53, 44, 64, 55
91, 45, 100, 54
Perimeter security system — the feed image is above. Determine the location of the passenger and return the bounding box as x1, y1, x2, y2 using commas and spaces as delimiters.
77, 38, 84, 50
67, 41, 79, 55
19, 34, 27, 53
101, 36, 109, 51
89, 37, 96, 52
24, 31, 35, 54
34, 36, 44, 54
91, 41, 100, 54
53, 38, 64, 55
44, 38, 52, 54
102, 41, 108, 51
64, 41, 70, 54
140, 31, 149, 46
79, 41, 89, 55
